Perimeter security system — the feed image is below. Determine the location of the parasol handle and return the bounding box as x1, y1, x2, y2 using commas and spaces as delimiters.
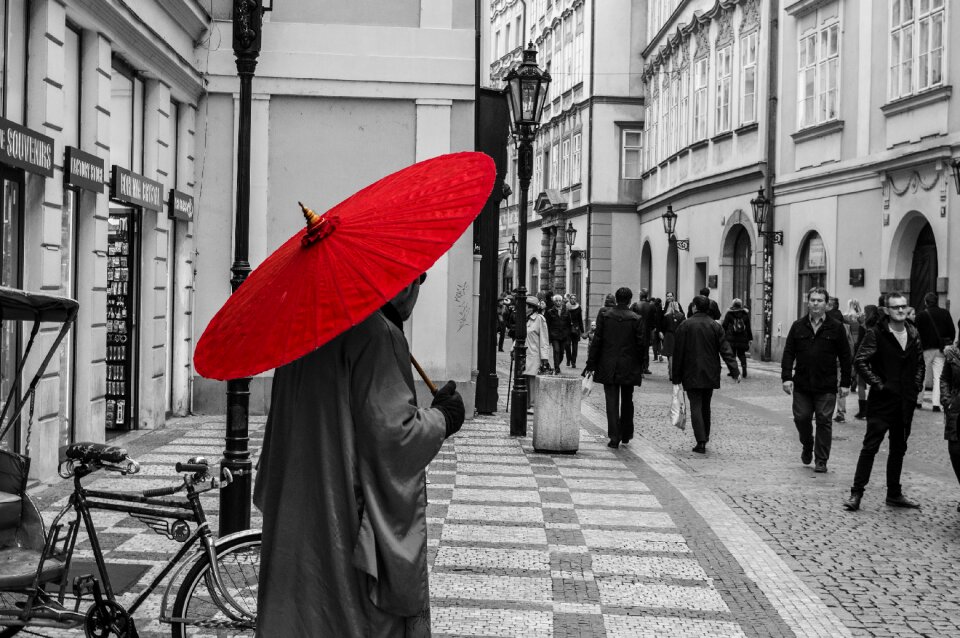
410, 355, 438, 396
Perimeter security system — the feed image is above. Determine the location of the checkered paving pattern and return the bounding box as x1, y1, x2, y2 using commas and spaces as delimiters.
426, 417, 753, 638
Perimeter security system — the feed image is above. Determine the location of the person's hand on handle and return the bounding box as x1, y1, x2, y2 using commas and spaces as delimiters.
431, 380, 465, 438
782, 381, 793, 395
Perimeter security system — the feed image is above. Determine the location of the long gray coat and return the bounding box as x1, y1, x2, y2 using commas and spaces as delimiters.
941, 345, 960, 441
254, 310, 447, 637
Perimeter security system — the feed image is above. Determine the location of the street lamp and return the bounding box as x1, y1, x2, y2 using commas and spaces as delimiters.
950, 158, 960, 195
508, 234, 518, 257
750, 186, 778, 362
661, 205, 690, 251
564, 221, 577, 248
220, 0, 266, 535
504, 43, 550, 437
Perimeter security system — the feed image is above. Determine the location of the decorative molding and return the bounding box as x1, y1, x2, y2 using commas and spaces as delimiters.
711, 130, 734, 143
785, 0, 836, 18
790, 119, 844, 143
739, 0, 760, 35
715, 8, 734, 47
880, 85, 953, 118
694, 24, 710, 60
735, 122, 759, 135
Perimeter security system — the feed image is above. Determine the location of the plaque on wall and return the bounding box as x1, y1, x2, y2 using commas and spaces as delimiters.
849, 268, 865, 287
708, 275, 718, 288
168, 189, 194, 222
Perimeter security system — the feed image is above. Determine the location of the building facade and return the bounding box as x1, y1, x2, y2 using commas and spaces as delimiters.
490, 0, 646, 320
638, 0, 773, 357
772, 0, 959, 358
0, 0, 204, 479
193, 0, 480, 414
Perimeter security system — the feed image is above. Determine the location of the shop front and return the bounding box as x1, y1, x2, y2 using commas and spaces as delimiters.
106, 166, 164, 431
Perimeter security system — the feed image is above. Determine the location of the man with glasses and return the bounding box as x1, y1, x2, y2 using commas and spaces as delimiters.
781, 287, 852, 473
843, 291, 926, 511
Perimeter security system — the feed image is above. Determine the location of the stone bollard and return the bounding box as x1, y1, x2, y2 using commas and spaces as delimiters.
532, 374, 581, 453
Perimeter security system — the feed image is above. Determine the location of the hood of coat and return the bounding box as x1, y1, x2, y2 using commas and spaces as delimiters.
946, 345, 960, 368
568, 302, 580, 311
727, 306, 749, 316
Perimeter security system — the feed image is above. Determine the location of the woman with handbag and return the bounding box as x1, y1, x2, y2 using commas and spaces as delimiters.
940, 325, 960, 511
660, 295, 686, 378
524, 296, 551, 415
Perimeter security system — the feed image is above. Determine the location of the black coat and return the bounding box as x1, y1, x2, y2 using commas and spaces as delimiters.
941, 345, 960, 441
915, 306, 955, 351
687, 298, 721, 320
670, 313, 740, 389
630, 300, 655, 328
568, 305, 584, 335
855, 319, 925, 417
545, 306, 572, 342
721, 308, 753, 349
781, 315, 852, 394
586, 305, 646, 386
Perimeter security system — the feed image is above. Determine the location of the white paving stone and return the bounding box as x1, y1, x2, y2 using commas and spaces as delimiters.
457, 463, 534, 476
431, 607, 552, 637
430, 573, 552, 603
578, 508, 674, 529
603, 615, 748, 638
441, 524, 547, 545
581, 529, 690, 553
596, 579, 729, 611
570, 491, 662, 509
434, 547, 550, 570
456, 474, 538, 488
452, 488, 541, 503
592, 555, 708, 580
563, 478, 649, 492
557, 466, 637, 479
447, 504, 544, 524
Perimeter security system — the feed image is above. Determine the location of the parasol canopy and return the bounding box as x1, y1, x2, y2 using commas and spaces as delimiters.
194, 152, 496, 380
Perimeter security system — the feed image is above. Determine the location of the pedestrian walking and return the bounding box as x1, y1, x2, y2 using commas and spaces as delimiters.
846, 300, 869, 420
721, 299, 752, 378
660, 295, 685, 378
497, 297, 511, 352
687, 287, 721, 320
630, 289, 656, 374
843, 291, 926, 512
255, 277, 466, 637
524, 295, 551, 413
827, 296, 860, 423
781, 287, 852, 473
545, 294, 572, 373
670, 295, 741, 454
940, 326, 960, 511
584, 287, 646, 448
651, 297, 664, 362
566, 294, 585, 367
915, 292, 955, 411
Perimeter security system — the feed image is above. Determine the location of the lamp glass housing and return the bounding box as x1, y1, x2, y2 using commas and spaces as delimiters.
508, 234, 518, 257
504, 45, 551, 131
751, 188, 769, 227
661, 205, 677, 237
565, 222, 577, 247
952, 159, 960, 196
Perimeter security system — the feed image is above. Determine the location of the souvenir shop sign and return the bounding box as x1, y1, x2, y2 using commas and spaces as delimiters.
0, 117, 54, 177
168, 189, 194, 222
110, 165, 163, 211
64, 147, 105, 193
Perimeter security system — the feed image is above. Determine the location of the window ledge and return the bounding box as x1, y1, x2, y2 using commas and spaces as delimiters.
735, 122, 759, 135
689, 138, 709, 151
881, 85, 952, 117
711, 130, 734, 143
785, 0, 835, 17
663, 148, 691, 164
790, 119, 844, 143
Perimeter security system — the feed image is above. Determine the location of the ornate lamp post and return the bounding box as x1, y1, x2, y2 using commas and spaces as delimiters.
661, 205, 689, 251
220, 0, 265, 535
750, 187, 781, 362
564, 221, 577, 249
951, 158, 960, 194
504, 44, 550, 437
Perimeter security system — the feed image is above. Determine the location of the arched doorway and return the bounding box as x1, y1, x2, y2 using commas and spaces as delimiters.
666, 243, 679, 299
640, 241, 652, 293
730, 225, 752, 307
569, 252, 583, 300
909, 222, 937, 308
797, 231, 827, 317
529, 257, 539, 294
500, 257, 514, 296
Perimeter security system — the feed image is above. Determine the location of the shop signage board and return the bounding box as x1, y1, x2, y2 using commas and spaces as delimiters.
64, 147, 105, 193
168, 189, 194, 222
0, 117, 54, 177
110, 165, 163, 211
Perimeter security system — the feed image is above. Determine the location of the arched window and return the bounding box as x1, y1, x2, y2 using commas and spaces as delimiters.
500, 258, 514, 297
640, 242, 652, 293
570, 252, 582, 300
530, 258, 539, 294
797, 231, 827, 317
731, 225, 751, 307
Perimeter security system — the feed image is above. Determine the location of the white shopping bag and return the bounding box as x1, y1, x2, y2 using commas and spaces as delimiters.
670, 384, 687, 431
581, 372, 594, 398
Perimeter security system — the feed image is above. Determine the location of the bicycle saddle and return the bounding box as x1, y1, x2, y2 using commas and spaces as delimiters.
64, 442, 129, 466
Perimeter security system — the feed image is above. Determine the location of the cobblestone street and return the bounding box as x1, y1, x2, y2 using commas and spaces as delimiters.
16, 343, 960, 637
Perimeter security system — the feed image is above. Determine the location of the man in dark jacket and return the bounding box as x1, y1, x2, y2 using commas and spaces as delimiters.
671, 295, 741, 453
940, 333, 960, 509
565, 294, 585, 367
545, 294, 572, 373
781, 287, 851, 473
843, 291, 926, 512
585, 287, 646, 448
687, 287, 721, 320
915, 292, 955, 411
630, 289, 655, 374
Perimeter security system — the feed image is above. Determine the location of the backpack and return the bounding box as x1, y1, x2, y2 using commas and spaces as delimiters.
731, 315, 746, 336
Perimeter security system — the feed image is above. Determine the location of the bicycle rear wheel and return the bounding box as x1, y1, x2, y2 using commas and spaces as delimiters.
170, 531, 259, 638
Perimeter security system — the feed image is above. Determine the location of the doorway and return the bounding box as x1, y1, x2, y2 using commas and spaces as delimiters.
106, 208, 141, 431
666, 243, 678, 299
909, 223, 937, 309
730, 225, 752, 307
640, 242, 652, 293
0, 167, 24, 451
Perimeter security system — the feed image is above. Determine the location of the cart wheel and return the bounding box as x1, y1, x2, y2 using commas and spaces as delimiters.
84, 599, 137, 637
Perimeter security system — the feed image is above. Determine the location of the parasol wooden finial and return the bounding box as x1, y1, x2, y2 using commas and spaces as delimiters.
299, 201, 321, 228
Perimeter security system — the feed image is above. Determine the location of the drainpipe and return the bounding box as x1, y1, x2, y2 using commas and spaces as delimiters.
584, 0, 596, 323
761, 0, 779, 361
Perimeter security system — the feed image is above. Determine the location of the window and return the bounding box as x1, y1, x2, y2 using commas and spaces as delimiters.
798, 21, 839, 128
561, 138, 570, 188
574, 6, 585, 86
505, 24, 511, 54
741, 31, 758, 124
494, 31, 501, 60
622, 129, 642, 179
572, 133, 582, 185
564, 17, 573, 93
534, 152, 543, 196
554, 27, 562, 94
678, 64, 690, 147
716, 46, 732, 133
693, 58, 709, 140
667, 69, 678, 154
891, 0, 944, 99
516, 17, 522, 48
530, 258, 539, 294
570, 252, 582, 300
550, 142, 559, 189
797, 232, 827, 317
648, 94, 659, 164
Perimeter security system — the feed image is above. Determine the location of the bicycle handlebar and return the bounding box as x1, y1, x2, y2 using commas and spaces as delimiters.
176, 462, 209, 474
143, 484, 182, 498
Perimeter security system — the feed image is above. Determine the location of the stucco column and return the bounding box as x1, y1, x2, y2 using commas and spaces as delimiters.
539, 225, 554, 293
74, 30, 112, 443
554, 235, 567, 295
22, 0, 66, 477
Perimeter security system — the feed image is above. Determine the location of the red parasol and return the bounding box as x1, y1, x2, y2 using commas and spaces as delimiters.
194, 152, 496, 381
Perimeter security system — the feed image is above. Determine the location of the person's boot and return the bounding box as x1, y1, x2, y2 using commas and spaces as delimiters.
692, 442, 706, 454
834, 412, 845, 423
854, 400, 867, 420
843, 491, 862, 511
885, 493, 920, 509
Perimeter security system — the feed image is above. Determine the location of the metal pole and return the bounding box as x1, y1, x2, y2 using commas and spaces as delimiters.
761, 1, 779, 363
510, 128, 534, 436
221, 0, 263, 534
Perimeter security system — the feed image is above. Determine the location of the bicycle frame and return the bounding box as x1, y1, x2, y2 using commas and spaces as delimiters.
0, 466, 253, 631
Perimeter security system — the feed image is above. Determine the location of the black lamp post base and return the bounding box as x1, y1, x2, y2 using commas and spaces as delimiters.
475, 372, 500, 415
509, 387, 528, 436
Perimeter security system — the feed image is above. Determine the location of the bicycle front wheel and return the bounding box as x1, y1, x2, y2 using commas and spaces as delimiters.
170, 530, 260, 638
